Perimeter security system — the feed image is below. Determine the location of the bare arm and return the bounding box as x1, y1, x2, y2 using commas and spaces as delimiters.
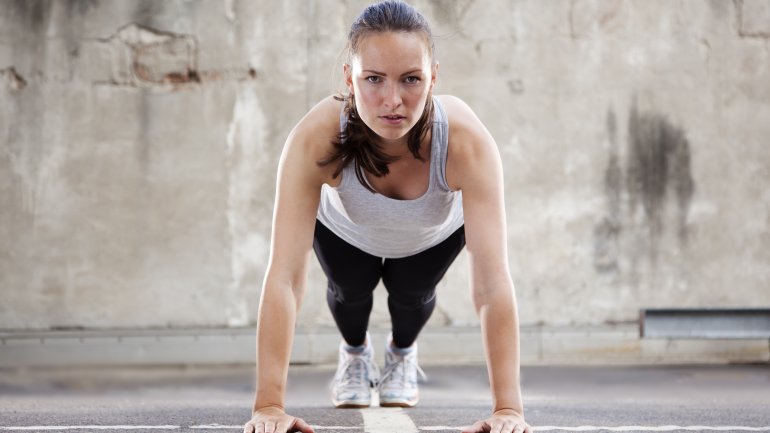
254, 125, 321, 411
245, 97, 340, 433
442, 96, 530, 433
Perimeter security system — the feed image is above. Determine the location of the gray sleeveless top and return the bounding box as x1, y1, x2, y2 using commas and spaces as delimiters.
316, 96, 464, 258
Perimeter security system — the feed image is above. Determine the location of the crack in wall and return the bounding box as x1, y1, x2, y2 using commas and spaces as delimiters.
0, 67, 26, 91
736, 0, 770, 38
104, 23, 198, 87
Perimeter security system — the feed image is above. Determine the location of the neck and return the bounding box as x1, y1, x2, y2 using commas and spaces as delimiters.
379, 137, 412, 158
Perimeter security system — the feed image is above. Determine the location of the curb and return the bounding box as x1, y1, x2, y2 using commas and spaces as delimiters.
1, 325, 768, 368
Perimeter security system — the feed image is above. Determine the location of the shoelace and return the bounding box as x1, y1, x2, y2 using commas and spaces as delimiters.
334, 354, 380, 389
379, 353, 427, 390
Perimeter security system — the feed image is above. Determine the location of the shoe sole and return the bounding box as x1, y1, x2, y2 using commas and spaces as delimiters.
332, 394, 372, 408
334, 402, 371, 408
379, 397, 419, 408
379, 401, 417, 408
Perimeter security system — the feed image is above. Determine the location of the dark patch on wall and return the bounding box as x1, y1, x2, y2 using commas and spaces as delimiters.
7, 0, 51, 31
507, 78, 524, 95
132, 1, 165, 28
593, 108, 622, 273
63, 0, 97, 17
426, 0, 477, 37
136, 90, 152, 171
426, 0, 458, 27
594, 100, 696, 272
707, 0, 731, 17
6, 1, 90, 64
626, 100, 695, 242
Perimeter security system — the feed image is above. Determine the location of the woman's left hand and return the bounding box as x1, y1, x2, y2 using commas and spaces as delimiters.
461, 409, 532, 433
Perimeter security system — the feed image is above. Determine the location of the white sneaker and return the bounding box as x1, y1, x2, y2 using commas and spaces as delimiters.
331, 335, 380, 408
377, 335, 427, 407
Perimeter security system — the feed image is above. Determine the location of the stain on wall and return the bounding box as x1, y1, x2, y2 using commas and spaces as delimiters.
627, 99, 695, 243
594, 99, 696, 271
7, 0, 50, 31
63, 0, 97, 17
131, 0, 165, 29
0, 67, 26, 91
593, 108, 622, 273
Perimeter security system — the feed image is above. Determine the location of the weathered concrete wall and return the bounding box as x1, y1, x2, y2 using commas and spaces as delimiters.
1, 0, 769, 332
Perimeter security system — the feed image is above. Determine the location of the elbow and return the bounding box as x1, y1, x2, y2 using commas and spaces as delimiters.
262, 269, 307, 311
471, 275, 515, 313
472, 289, 513, 315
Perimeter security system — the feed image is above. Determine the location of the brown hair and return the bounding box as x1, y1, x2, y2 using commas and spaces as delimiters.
316, 0, 436, 192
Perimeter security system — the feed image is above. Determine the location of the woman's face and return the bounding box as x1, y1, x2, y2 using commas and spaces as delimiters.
345, 31, 438, 145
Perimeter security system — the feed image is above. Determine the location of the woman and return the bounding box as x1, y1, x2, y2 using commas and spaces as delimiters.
243, 1, 530, 433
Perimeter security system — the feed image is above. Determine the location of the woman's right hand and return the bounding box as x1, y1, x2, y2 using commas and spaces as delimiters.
243, 406, 315, 433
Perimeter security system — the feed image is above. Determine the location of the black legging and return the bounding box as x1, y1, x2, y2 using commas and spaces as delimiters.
313, 219, 466, 349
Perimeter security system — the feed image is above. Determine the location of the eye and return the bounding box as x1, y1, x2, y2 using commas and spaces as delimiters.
404, 76, 421, 84
365, 76, 382, 83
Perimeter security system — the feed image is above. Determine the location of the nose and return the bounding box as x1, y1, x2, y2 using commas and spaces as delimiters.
383, 82, 402, 110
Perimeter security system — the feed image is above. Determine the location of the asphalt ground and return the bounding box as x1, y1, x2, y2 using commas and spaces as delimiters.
1, 363, 769, 432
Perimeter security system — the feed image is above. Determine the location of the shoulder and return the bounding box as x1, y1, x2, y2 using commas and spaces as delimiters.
436, 94, 495, 159
436, 94, 476, 127
284, 95, 345, 184
435, 95, 500, 191
289, 95, 343, 156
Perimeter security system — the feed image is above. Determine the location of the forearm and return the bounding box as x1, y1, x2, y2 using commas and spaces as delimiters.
477, 283, 524, 414
253, 277, 300, 412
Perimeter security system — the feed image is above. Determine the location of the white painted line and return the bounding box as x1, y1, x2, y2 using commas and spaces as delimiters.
531, 427, 770, 432
414, 427, 464, 431
3, 425, 769, 432
419, 427, 770, 432
361, 407, 419, 433
0, 427, 179, 431
190, 425, 358, 430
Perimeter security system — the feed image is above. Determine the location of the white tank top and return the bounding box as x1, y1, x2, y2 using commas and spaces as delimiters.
316, 96, 464, 258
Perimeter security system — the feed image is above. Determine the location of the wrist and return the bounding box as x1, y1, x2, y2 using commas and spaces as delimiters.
254, 384, 285, 412
253, 398, 285, 414
493, 407, 524, 417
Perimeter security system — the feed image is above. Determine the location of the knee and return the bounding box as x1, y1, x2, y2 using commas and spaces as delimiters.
327, 282, 377, 306
386, 286, 437, 309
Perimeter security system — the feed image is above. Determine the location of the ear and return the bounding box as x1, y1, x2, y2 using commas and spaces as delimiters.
430, 62, 439, 91
343, 63, 354, 94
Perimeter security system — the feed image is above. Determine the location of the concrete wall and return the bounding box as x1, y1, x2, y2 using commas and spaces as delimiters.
2, 0, 769, 333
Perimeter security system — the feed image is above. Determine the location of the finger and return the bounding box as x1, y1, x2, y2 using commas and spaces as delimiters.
464, 420, 490, 433
256, 422, 266, 433
291, 417, 315, 433
460, 422, 481, 433
265, 421, 275, 433
523, 425, 533, 433
491, 421, 504, 433
243, 422, 255, 433
513, 423, 525, 433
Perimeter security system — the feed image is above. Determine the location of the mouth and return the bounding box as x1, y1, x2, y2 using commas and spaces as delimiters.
380, 114, 406, 122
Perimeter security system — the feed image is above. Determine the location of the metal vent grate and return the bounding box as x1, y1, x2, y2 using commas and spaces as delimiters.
640, 308, 770, 339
